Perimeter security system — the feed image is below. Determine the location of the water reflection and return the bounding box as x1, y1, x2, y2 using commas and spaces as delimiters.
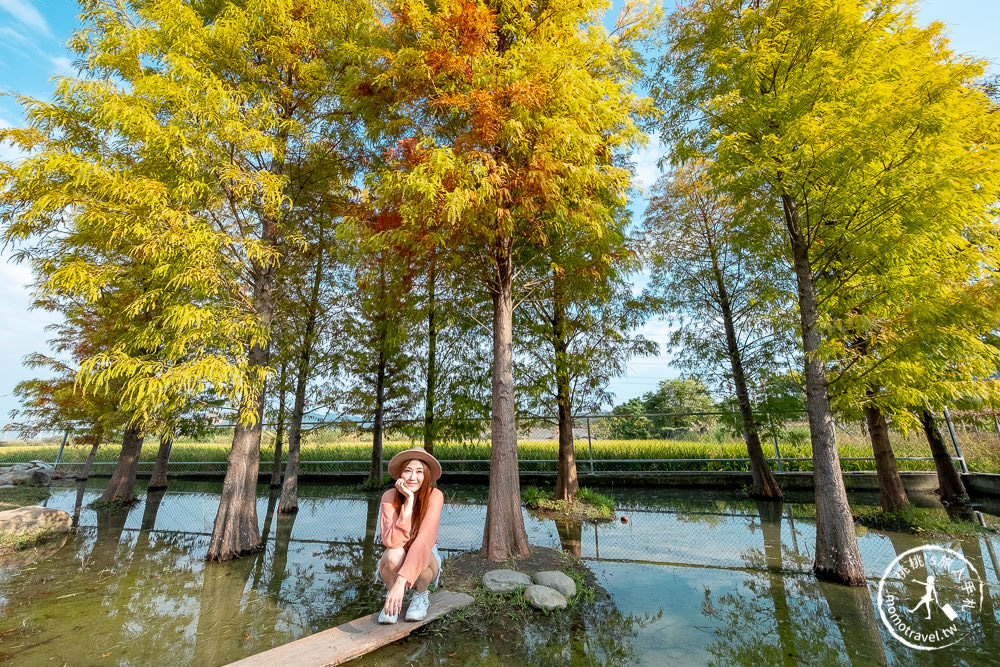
1, 482, 1000, 665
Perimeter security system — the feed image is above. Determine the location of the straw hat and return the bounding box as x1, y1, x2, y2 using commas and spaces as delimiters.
388, 446, 442, 481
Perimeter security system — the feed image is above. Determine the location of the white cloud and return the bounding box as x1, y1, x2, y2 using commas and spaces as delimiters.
632, 131, 665, 191
48, 54, 73, 76
0, 0, 52, 38
0, 25, 32, 48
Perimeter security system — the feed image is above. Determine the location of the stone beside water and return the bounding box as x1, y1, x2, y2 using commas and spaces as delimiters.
0, 461, 53, 487
533, 570, 576, 599
482, 568, 576, 611
523, 584, 567, 610
482, 569, 533, 593
0, 506, 71, 534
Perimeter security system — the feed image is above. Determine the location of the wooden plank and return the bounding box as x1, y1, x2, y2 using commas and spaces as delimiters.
225, 590, 474, 667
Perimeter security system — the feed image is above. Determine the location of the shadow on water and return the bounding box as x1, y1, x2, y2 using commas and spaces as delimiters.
2, 481, 1000, 665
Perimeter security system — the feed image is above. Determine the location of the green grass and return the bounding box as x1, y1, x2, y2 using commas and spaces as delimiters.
2, 426, 995, 473
523, 486, 615, 519
0, 526, 61, 556
0, 486, 50, 512
853, 505, 989, 538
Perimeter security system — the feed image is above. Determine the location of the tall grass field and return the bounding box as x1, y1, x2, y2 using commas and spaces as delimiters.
2, 423, 996, 473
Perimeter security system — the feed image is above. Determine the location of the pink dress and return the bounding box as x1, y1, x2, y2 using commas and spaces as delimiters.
379, 486, 444, 587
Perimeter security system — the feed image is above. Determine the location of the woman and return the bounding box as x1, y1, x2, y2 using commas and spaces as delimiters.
377, 445, 444, 624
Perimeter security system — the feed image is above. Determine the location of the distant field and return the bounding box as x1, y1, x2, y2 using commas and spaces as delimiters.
3, 429, 996, 473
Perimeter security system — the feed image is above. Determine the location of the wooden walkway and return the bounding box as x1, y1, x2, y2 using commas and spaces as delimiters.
225, 590, 474, 667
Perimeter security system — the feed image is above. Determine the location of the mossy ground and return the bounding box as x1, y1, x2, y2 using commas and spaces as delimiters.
853, 504, 995, 538
0, 486, 50, 512
522, 486, 616, 521
0, 486, 63, 557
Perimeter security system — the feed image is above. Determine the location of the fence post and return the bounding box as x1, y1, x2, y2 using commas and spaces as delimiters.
53, 429, 70, 471
942, 406, 969, 474
771, 432, 784, 473
586, 416, 595, 473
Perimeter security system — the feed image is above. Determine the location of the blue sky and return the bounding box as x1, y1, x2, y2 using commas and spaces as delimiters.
1, 1, 998, 437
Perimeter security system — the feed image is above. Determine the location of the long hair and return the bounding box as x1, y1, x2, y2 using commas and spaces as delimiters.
392, 459, 439, 546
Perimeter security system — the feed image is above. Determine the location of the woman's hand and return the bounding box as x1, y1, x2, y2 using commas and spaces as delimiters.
383, 576, 407, 617
395, 478, 415, 516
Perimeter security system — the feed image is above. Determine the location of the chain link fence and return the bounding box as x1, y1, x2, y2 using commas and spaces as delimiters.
2, 408, 995, 476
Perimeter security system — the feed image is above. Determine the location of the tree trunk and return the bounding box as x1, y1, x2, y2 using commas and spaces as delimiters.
140, 488, 166, 532
864, 394, 908, 513
555, 518, 582, 556
206, 251, 276, 561
100, 425, 144, 504
368, 348, 387, 487
919, 408, 968, 503
251, 490, 279, 589
367, 263, 389, 488
278, 350, 310, 513
206, 102, 287, 561
781, 192, 865, 586
758, 500, 796, 664
267, 513, 297, 598
362, 494, 381, 581
279, 248, 324, 513
77, 437, 101, 481
271, 362, 288, 488
148, 430, 173, 490
552, 269, 579, 502
423, 257, 437, 454
482, 239, 530, 561
706, 223, 781, 500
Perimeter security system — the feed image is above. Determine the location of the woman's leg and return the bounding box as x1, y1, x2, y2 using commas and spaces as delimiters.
378, 547, 406, 587
411, 552, 440, 593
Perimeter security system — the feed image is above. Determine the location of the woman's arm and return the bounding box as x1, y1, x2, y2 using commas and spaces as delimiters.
379, 488, 412, 548
395, 488, 444, 587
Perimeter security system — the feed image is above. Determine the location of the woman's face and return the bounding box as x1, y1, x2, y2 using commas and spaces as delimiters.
401, 459, 426, 492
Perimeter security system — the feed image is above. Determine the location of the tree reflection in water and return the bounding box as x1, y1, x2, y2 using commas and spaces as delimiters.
702, 499, 889, 666
7, 483, 1000, 665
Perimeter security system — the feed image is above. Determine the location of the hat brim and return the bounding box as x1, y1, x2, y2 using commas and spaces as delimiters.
388, 448, 442, 481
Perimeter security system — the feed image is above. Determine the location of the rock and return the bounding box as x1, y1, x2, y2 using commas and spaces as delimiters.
28, 461, 54, 471
524, 584, 568, 611
533, 570, 576, 598
0, 506, 71, 534
0, 469, 51, 486
482, 569, 533, 593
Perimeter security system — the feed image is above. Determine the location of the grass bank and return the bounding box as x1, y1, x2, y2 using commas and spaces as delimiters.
2, 430, 995, 473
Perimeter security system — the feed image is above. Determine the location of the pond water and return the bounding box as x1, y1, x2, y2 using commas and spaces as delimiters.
2, 481, 1000, 665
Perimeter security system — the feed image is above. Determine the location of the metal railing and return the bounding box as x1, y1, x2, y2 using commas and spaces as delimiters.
2, 407, 992, 476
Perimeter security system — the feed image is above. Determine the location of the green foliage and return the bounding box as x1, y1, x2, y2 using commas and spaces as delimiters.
1, 0, 376, 428
0, 486, 50, 512
657, 0, 1000, 431
576, 487, 615, 517
609, 398, 653, 440
0, 527, 63, 557
853, 506, 990, 538
642, 160, 797, 401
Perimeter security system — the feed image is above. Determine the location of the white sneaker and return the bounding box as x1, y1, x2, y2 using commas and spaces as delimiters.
405, 590, 430, 621
377, 607, 398, 624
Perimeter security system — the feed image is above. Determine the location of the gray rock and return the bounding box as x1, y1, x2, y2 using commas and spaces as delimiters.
0, 506, 71, 534
533, 570, 576, 598
0, 469, 51, 486
482, 569, 533, 593
28, 461, 54, 471
524, 584, 568, 611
